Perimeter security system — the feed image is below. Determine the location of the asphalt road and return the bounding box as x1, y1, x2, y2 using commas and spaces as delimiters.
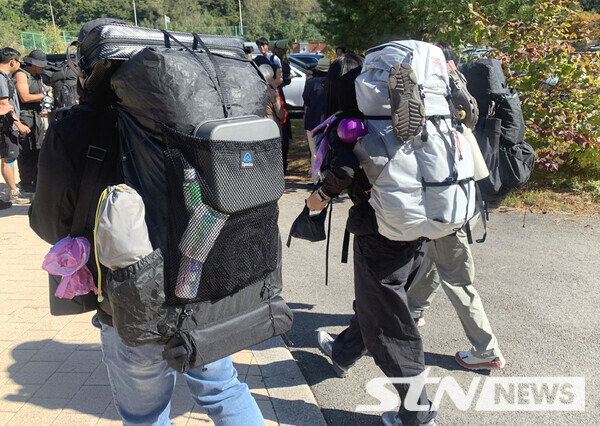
277, 179, 600, 425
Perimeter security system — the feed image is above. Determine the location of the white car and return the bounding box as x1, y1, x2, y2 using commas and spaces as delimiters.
282, 62, 306, 113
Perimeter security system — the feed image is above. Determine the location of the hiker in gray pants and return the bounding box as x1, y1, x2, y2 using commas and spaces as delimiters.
407, 214, 506, 370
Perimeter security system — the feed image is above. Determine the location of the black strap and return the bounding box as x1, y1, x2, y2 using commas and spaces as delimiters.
161, 30, 229, 118
475, 185, 488, 243
70, 144, 108, 236
522, 181, 530, 229
341, 228, 350, 264
365, 115, 390, 120
192, 34, 231, 118
324, 200, 333, 286
465, 221, 473, 244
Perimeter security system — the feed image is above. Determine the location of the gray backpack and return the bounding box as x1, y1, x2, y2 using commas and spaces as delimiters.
354, 40, 477, 241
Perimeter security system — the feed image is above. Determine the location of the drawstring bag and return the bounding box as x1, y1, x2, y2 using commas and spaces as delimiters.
95, 184, 153, 270
42, 236, 97, 299
94, 184, 154, 302
286, 202, 329, 247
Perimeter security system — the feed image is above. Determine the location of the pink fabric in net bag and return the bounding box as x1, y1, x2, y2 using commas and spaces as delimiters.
42, 236, 98, 299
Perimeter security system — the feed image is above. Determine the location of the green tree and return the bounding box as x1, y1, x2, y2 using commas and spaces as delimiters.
488, 0, 600, 174
23, 0, 78, 29
580, 0, 600, 11
242, 0, 323, 42
316, 0, 538, 52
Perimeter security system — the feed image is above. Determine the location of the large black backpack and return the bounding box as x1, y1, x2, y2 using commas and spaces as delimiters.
43, 23, 292, 372
460, 58, 535, 205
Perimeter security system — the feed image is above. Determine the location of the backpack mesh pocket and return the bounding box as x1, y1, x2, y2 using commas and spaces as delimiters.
162, 124, 285, 214
162, 133, 281, 305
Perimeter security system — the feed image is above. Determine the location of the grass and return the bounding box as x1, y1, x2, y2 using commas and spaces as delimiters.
503, 178, 600, 216
285, 118, 600, 216
286, 118, 312, 180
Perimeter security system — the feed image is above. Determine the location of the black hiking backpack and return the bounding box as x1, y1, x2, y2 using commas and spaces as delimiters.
48, 61, 79, 108
460, 58, 535, 205
49, 23, 293, 372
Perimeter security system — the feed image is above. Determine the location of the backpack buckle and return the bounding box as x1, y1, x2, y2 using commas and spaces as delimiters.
86, 145, 107, 162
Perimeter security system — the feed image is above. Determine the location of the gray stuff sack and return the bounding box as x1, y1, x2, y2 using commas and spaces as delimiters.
96, 184, 153, 270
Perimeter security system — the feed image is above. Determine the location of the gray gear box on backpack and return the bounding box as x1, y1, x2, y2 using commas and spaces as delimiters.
193, 115, 280, 141
190, 115, 284, 214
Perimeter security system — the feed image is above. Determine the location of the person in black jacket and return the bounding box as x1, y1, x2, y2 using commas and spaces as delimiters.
308, 53, 437, 426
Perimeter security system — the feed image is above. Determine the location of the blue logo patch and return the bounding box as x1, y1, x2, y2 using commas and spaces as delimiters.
241, 151, 254, 168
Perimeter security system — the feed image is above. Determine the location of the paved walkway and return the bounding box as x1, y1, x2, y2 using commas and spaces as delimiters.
0, 199, 325, 425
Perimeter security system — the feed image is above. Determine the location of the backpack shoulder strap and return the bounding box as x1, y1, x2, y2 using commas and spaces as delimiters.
70, 109, 118, 236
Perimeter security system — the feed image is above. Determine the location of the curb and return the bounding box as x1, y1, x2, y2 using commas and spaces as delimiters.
252, 337, 327, 426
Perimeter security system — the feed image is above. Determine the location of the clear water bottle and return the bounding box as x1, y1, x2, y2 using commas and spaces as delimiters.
175, 167, 204, 299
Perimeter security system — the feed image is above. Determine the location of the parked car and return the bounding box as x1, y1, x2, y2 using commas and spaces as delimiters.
282, 62, 306, 115
289, 53, 323, 72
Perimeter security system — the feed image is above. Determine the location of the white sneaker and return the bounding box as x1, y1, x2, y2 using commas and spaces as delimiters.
8, 189, 30, 205
455, 350, 506, 370
316, 331, 351, 378
411, 312, 426, 327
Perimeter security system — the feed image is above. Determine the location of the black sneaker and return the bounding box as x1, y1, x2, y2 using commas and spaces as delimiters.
0, 199, 11, 210
388, 62, 426, 143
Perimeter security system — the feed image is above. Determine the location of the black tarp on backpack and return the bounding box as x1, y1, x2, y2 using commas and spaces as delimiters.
461, 58, 535, 204
107, 35, 291, 369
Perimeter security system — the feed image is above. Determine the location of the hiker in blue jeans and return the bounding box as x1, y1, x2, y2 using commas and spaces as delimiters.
98, 320, 263, 425
28, 18, 266, 426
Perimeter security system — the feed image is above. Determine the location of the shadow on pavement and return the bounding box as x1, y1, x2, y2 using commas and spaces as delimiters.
424, 352, 492, 375
321, 408, 381, 425
6, 340, 121, 419
5, 340, 208, 421
284, 178, 313, 194
0, 204, 30, 218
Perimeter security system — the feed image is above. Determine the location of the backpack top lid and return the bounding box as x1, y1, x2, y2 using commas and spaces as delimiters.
355, 40, 450, 118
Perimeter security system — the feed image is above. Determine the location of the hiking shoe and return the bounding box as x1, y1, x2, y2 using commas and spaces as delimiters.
7, 189, 31, 205
382, 411, 436, 426
455, 350, 506, 370
317, 331, 351, 378
411, 312, 426, 327
388, 62, 426, 143
0, 199, 11, 210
